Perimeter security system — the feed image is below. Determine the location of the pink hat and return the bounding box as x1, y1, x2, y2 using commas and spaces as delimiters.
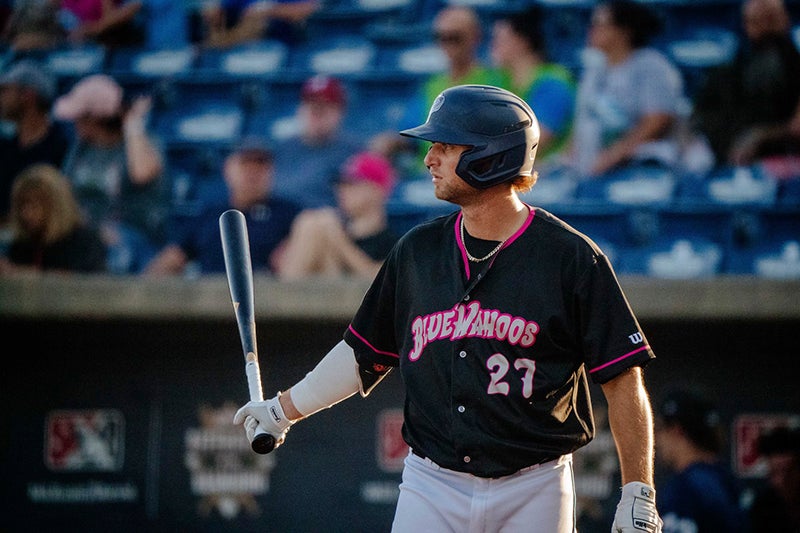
339, 151, 397, 195
54, 74, 123, 120
301, 74, 346, 106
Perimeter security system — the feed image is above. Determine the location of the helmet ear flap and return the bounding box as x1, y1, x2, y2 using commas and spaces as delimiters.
456, 138, 536, 189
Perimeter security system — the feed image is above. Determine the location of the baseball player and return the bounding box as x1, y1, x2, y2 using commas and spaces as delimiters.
234, 85, 663, 532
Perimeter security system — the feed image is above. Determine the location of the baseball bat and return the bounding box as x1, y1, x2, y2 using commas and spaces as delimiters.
219, 208, 276, 454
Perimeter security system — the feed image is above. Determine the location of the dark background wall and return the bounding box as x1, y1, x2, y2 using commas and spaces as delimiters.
1, 277, 798, 532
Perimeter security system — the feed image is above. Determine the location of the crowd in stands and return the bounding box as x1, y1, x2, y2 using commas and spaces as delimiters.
0, 0, 798, 278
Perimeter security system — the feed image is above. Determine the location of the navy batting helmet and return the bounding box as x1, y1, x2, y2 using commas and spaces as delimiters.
399, 85, 539, 189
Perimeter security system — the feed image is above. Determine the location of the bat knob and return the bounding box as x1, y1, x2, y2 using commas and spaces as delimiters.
252, 432, 276, 454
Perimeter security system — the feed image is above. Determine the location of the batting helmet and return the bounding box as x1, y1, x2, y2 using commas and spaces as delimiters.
399, 84, 539, 189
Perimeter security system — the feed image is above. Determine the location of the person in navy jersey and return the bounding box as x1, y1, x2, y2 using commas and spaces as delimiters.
143, 136, 299, 276
655, 387, 747, 533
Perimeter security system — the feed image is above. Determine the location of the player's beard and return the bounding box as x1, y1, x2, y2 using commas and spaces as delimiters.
434, 174, 481, 206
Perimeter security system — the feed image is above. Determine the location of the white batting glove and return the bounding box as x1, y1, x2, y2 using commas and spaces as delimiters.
612, 482, 663, 533
233, 394, 294, 448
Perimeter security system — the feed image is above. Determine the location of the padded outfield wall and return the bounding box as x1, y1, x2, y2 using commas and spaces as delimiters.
1, 275, 798, 532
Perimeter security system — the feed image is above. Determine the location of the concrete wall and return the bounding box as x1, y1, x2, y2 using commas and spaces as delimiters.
1, 275, 797, 532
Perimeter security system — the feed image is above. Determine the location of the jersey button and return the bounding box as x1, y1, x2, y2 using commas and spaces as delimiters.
463, 456, 471, 463
457, 405, 465, 413
459, 351, 466, 358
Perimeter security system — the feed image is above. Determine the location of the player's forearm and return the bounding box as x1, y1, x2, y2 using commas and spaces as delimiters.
281, 340, 361, 420
602, 367, 655, 486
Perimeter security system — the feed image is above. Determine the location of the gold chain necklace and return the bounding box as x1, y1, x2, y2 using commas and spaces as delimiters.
460, 217, 507, 263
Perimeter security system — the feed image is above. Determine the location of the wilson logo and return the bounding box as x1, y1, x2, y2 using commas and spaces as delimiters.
628, 332, 643, 344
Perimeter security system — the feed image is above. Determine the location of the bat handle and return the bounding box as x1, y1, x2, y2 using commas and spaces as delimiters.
245, 356, 277, 454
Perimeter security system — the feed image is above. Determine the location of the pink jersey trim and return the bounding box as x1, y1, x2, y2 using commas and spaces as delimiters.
455, 211, 471, 278
589, 346, 650, 373
347, 324, 399, 359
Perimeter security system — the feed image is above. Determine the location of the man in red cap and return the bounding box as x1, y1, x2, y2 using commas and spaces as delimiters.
271, 74, 365, 209
273, 150, 399, 279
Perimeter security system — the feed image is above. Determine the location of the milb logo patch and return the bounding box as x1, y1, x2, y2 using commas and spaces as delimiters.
45, 409, 125, 472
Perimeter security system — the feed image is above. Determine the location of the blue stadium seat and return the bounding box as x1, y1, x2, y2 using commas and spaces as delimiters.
287, 36, 378, 77
374, 42, 447, 78
619, 237, 725, 278
108, 46, 197, 79
518, 164, 579, 207
194, 41, 289, 78
151, 101, 244, 145
42, 45, 107, 93
555, 203, 638, 250
306, 0, 418, 40
664, 26, 738, 96
106, 46, 198, 109
576, 165, 677, 208
675, 165, 779, 208
658, 203, 737, 247
778, 176, 800, 207
730, 240, 800, 278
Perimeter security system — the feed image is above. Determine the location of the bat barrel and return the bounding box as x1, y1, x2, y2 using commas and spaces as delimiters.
220, 209, 257, 357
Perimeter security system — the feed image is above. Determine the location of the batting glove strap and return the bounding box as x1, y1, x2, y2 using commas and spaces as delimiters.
612, 482, 663, 533
233, 395, 294, 445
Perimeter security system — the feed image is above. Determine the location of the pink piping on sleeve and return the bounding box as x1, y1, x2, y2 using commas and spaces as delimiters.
589, 346, 650, 373
348, 324, 399, 359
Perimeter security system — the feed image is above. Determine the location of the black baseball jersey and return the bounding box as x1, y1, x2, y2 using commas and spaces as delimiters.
343, 206, 655, 478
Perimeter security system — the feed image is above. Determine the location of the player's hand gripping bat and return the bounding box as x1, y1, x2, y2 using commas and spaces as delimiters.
219, 208, 276, 454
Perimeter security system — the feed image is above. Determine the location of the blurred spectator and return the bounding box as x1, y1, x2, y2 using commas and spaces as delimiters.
655, 387, 747, 533
54, 74, 167, 274
569, 0, 686, 178
1, 0, 65, 51
0, 163, 107, 274
274, 150, 399, 280
0, 59, 70, 226
691, 0, 800, 170
60, 0, 144, 49
490, 5, 576, 166
143, 137, 300, 276
200, 0, 319, 48
405, 5, 503, 126
372, 5, 504, 175
271, 74, 364, 209
748, 425, 800, 532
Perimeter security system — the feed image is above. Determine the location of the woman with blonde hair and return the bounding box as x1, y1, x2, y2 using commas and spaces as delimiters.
0, 163, 107, 273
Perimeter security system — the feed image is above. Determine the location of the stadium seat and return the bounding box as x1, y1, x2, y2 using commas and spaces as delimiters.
108, 46, 197, 78
576, 165, 677, 208
555, 203, 638, 250
42, 45, 107, 93
619, 238, 725, 278
518, 164, 579, 207
194, 41, 289, 77
152, 101, 244, 145
675, 165, 779, 208
305, 0, 417, 40
105, 46, 199, 110
287, 35, 378, 77
664, 26, 738, 96
374, 42, 447, 77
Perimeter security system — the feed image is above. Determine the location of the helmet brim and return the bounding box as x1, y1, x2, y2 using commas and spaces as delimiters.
399, 122, 485, 147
